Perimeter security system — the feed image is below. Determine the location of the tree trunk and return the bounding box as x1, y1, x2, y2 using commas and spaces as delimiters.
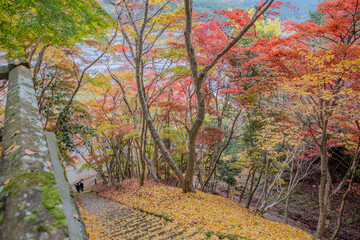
197, 165, 205, 189
316, 119, 331, 239
145, 150, 159, 182
246, 170, 262, 209
208, 142, 220, 176
28, 36, 42, 68
97, 165, 107, 184
227, 183, 231, 198
284, 193, 291, 224
330, 150, 360, 240
240, 168, 253, 203
246, 172, 255, 208
202, 110, 241, 191
284, 159, 295, 224
255, 154, 269, 215
33, 43, 49, 81
115, 148, 126, 180
139, 119, 147, 187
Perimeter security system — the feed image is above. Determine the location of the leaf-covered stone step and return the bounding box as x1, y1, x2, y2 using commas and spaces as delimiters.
78, 192, 218, 239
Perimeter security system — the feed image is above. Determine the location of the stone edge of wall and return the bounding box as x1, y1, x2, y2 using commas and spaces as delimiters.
0, 65, 88, 239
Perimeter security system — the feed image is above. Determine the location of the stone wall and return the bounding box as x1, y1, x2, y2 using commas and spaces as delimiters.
0, 62, 88, 240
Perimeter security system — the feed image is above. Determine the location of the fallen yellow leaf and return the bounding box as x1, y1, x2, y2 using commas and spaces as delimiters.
4, 177, 12, 185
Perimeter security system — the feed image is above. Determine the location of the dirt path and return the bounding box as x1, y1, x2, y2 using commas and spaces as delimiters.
77, 192, 203, 239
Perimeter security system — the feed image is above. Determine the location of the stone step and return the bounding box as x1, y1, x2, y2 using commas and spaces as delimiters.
78, 192, 206, 240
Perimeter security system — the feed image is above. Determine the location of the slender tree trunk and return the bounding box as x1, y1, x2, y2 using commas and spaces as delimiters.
284, 160, 295, 224
115, 148, 126, 180
139, 118, 147, 186
180, 153, 184, 172
124, 144, 131, 178
246, 171, 262, 209
208, 143, 220, 176
130, 145, 135, 179
212, 171, 218, 193
105, 159, 111, 186
33, 43, 49, 81
197, 165, 205, 189
330, 150, 359, 240
28, 36, 42, 68
145, 146, 159, 182
227, 183, 231, 198
316, 119, 331, 239
97, 165, 107, 184
284, 194, 291, 224
246, 170, 256, 208
202, 110, 241, 191
318, 175, 331, 235
255, 154, 269, 215
240, 168, 253, 203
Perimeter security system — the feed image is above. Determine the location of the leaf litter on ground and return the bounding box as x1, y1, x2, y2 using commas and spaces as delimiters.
98, 179, 313, 240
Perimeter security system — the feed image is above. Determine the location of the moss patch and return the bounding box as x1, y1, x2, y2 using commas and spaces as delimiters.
3, 171, 56, 197
25, 213, 38, 222
40, 186, 67, 228
2, 171, 67, 231
35, 223, 54, 232
33, 207, 41, 214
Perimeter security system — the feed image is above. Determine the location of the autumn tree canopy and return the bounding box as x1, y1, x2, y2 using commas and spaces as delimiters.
1, 0, 359, 239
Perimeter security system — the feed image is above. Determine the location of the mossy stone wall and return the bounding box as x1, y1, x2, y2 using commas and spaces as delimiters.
0, 64, 87, 239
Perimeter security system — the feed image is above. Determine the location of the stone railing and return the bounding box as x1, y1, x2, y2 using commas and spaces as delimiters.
0, 58, 88, 240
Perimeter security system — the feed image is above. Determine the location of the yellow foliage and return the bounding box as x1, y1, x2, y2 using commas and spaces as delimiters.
248, 8, 281, 38
78, 202, 102, 239
100, 180, 313, 240
150, 0, 169, 6
42, 46, 73, 70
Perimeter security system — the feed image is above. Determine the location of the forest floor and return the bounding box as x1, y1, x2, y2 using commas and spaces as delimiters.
75, 176, 237, 239
77, 192, 207, 239
69, 170, 359, 240
75, 176, 313, 240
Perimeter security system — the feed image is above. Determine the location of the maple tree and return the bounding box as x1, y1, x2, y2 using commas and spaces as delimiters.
28, 37, 116, 159
73, 72, 143, 184
181, 0, 280, 193
247, 0, 360, 238
107, 0, 278, 193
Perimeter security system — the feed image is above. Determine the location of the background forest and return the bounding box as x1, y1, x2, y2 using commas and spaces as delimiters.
0, 0, 359, 239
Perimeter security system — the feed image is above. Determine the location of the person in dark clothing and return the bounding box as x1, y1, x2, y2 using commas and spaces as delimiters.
75, 182, 80, 193
79, 181, 84, 192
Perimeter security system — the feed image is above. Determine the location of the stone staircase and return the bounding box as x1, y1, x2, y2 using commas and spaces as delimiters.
78, 192, 204, 239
